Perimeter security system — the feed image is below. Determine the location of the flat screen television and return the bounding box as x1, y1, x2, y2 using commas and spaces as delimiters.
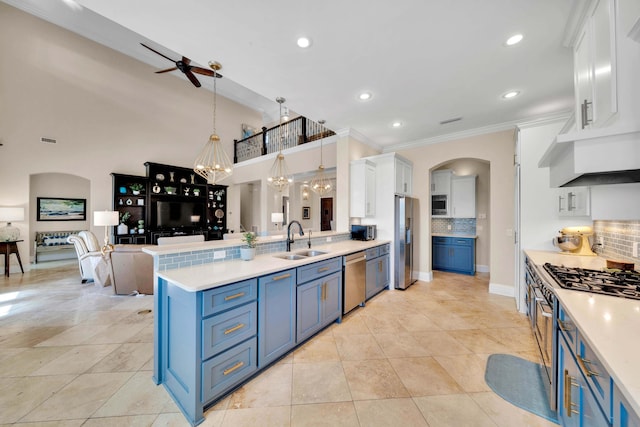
156, 200, 205, 229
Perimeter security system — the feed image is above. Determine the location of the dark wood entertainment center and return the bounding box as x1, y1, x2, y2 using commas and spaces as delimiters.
111, 162, 227, 244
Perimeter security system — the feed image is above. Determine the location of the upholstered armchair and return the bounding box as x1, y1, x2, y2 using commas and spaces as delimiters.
67, 231, 111, 286
109, 245, 154, 295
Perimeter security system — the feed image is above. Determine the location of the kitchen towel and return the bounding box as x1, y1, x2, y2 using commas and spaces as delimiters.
484, 353, 559, 424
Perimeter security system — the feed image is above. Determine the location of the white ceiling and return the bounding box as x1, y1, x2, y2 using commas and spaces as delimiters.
4, 0, 578, 149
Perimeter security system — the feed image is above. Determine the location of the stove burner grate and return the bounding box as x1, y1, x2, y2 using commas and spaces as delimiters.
543, 263, 640, 300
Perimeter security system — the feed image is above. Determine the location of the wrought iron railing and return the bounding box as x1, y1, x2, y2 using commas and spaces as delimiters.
234, 116, 335, 163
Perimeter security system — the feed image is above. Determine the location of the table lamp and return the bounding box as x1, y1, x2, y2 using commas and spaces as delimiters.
0, 207, 24, 242
271, 212, 284, 230
94, 211, 119, 254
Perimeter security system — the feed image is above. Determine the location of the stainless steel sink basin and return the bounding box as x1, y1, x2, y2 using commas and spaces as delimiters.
295, 250, 328, 257
274, 254, 307, 260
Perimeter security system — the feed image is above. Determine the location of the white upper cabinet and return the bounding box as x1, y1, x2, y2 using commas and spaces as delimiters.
574, 0, 617, 130
431, 170, 452, 195
451, 175, 476, 218
394, 157, 413, 196
557, 187, 591, 217
350, 159, 376, 217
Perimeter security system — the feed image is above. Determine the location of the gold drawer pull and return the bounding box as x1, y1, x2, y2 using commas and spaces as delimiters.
223, 361, 244, 376
224, 323, 245, 335
577, 356, 600, 377
317, 266, 330, 272
224, 292, 245, 301
557, 319, 571, 332
378, 260, 382, 272
273, 273, 291, 281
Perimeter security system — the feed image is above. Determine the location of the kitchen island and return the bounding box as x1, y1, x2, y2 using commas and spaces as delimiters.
525, 250, 640, 424
144, 236, 390, 426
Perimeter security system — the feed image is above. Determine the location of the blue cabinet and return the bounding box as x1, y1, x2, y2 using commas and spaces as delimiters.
614, 384, 640, 427
258, 269, 296, 367
296, 271, 342, 342
432, 236, 475, 275
365, 244, 390, 300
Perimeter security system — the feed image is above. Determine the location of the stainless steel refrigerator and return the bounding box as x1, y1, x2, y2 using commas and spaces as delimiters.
394, 196, 416, 289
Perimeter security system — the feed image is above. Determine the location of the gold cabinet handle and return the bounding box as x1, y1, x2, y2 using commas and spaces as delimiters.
557, 319, 571, 332
223, 323, 245, 335
223, 361, 244, 376
224, 291, 245, 301
378, 260, 382, 272
273, 273, 291, 281
577, 356, 600, 378
317, 266, 330, 272
564, 369, 580, 417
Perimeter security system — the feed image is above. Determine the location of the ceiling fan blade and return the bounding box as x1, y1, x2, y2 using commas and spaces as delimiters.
140, 42, 176, 63
184, 70, 202, 87
191, 67, 223, 78
181, 56, 191, 66
155, 67, 178, 74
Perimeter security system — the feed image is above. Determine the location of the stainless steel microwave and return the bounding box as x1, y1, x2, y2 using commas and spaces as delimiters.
351, 224, 376, 241
432, 195, 448, 216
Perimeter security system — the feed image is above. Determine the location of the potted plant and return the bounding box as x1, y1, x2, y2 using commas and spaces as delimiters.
130, 183, 144, 195
240, 232, 258, 261
118, 212, 131, 235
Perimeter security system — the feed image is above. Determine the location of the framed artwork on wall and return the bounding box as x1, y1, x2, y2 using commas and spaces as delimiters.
302, 206, 310, 220
37, 197, 86, 221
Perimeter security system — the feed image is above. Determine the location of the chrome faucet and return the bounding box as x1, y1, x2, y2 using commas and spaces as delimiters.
286, 220, 304, 252
307, 230, 312, 249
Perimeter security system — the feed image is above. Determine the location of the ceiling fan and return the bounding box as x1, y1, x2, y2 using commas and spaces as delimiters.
140, 43, 222, 88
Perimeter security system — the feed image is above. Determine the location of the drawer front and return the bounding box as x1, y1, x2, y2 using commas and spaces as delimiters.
365, 247, 379, 260
297, 257, 341, 285
557, 304, 577, 351
202, 303, 257, 360
578, 332, 613, 422
202, 337, 257, 403
202, 279, 257, 317
452, 238, 473, 246
432, 236, 451, 245
378, 244, 390, 255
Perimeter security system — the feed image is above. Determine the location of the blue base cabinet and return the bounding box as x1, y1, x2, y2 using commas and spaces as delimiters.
365, 244, 390, 300
432, 236, 475, 275
258, 269, 296, 367
614, 384, 640, 427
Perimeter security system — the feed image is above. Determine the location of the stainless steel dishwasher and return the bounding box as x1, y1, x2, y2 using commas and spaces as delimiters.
343, 251, 366, 314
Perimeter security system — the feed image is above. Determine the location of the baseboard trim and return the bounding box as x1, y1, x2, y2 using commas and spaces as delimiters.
489, 282, 515, 297
415, 270, 433, 282
476, 264, 489, 273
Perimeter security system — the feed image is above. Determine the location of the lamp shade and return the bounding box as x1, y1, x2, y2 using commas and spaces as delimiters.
94, 211, 119, 226
271, 212, 284, 223
0, 207, 24, 222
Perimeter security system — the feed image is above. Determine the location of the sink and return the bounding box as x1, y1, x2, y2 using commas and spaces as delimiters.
274, 254, 307, 260
295, 250, 328, 257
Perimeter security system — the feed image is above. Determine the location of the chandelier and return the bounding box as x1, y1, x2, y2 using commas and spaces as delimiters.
267, 97, 293, 191
310, 120, 333, 195
194, 61, 233, 184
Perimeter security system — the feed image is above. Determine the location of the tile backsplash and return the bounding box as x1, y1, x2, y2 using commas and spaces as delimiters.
431, 218, 476, 235
593, 220, 640, 262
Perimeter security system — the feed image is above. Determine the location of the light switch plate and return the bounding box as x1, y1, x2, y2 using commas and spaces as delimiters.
214, 250, 226, 260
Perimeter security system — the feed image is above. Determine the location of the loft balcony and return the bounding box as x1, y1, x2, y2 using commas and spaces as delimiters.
234, 116, 335, 163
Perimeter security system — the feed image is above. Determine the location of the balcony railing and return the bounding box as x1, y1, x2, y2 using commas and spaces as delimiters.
234, 116, 335, 163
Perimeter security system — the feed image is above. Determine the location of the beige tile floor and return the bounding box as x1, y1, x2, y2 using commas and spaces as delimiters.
0, 261, 558, 427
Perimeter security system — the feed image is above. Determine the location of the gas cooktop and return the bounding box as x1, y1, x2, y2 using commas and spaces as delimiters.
543, 263, 640, 300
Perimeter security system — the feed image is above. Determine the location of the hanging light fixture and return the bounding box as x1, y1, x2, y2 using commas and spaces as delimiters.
267, 97, 293, 191
310, 120, 333, 195
194, 61, 233, 184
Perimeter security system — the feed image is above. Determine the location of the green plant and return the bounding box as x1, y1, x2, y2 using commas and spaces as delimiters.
119, 212, 131, 224
130, 183, 144, 192
241, 232, 258, 249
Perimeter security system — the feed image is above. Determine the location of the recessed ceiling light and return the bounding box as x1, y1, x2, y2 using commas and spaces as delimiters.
502, 91, 520, 99
358, 92, 372, 101
297, 37, 311, 48
392, 121, 403, 128
505, 34, 524, 46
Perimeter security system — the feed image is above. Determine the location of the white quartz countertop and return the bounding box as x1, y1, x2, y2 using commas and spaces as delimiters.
524, 250, 640, 416
432, 233, 477, 238
154, 239, 390, 293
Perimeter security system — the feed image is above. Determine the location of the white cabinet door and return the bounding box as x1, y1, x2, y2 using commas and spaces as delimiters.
558, 187, 591, 217
451, 176, 476, 218
431, 170, 452, 195
395, 158, 412, 196
350, 159, 376, 217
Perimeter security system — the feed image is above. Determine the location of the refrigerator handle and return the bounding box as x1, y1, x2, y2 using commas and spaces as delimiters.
406, 228, 411, 244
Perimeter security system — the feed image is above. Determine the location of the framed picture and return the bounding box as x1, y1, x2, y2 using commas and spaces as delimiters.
302, 206, 311, 220
37, 197, 86, 221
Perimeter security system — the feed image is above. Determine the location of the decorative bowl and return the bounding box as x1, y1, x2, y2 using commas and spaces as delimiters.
164, 186, 177, 195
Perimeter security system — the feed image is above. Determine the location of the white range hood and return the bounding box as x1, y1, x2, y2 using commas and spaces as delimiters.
538, 123, 640, 187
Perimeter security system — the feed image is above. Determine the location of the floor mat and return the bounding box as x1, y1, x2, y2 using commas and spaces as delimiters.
484, 353, 559, 424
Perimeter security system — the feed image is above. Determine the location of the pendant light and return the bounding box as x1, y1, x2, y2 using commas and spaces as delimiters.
267, 97, 293, 191
310, 120, 333, 195
194, 61, 233, 184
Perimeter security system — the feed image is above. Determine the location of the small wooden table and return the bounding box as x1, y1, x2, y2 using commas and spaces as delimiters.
1, 240, 24, 277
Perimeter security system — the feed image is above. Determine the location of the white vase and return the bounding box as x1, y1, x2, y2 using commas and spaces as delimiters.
240, 247, 256, 261
117, 223, 128, 235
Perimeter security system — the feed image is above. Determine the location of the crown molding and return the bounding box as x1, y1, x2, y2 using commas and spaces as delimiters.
335, 127, 383, 151
562, 0, 592, 47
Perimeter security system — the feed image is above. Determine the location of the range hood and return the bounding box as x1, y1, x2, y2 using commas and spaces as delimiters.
538, 125, 640, 187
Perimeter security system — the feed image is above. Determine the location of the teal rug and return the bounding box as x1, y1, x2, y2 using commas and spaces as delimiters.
484, 354, 559, 424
